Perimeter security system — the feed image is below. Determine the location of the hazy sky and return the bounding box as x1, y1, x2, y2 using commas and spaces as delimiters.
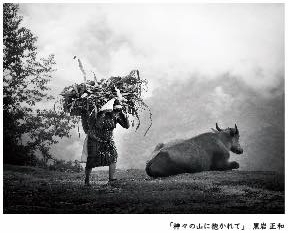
19, 4, 284, 171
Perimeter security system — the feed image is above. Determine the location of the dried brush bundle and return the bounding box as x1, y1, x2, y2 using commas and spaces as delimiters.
60, 69, 152, 136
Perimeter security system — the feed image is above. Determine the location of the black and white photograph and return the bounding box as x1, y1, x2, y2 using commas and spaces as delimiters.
2, 1, 286, 224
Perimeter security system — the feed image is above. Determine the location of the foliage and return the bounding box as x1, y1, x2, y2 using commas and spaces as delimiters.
3, 3, 77, 165
61, 69, 152, 135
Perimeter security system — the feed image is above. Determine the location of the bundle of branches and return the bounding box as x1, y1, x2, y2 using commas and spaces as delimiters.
60, 70, 152, 136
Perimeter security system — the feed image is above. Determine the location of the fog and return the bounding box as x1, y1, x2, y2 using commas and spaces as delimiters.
119, 74, 284, 172
19, 4, 284, 172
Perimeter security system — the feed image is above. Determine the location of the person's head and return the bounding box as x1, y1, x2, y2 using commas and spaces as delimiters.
113, 99, 122, 112
86, 80, 95, 86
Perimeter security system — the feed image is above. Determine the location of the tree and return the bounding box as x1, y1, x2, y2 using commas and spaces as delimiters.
3, 3, 78, 165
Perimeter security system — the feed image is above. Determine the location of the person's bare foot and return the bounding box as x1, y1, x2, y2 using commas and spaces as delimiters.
85, 177, 91, 186
109, 178, 117, 182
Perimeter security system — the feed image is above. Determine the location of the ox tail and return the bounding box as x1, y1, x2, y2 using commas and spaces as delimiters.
145, 159, 155, 178
154, 142, 164, 151
146, 143, 165, 178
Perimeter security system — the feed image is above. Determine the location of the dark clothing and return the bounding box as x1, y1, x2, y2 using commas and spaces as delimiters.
85, 110, 129, 168
81, 112, 90, 134
87, 135, 117, 167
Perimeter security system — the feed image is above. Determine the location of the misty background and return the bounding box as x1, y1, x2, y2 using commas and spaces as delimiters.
19, 4, 284, 172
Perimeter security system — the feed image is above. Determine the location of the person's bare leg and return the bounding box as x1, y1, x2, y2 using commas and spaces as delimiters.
85, 167, 92, 186
109, 162, 117, 181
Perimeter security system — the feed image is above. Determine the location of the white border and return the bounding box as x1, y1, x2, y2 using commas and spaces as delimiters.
0, 1, 287, 233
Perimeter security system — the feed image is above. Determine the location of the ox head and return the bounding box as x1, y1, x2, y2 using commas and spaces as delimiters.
216, 123, 243, 154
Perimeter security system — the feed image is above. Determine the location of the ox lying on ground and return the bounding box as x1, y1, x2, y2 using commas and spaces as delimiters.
146, 123, 243, 178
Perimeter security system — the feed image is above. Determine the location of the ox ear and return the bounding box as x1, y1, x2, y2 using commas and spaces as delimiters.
211, 128, 218, 133
235, 124, 239, 135
216, 123, 222, 132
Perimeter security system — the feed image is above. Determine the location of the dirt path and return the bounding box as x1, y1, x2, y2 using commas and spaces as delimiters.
3, 165, 284, 214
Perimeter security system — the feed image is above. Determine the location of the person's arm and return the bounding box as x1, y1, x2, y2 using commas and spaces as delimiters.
81, 111, 90, 134
116, 111, 130, 129
87, 111, 100, 136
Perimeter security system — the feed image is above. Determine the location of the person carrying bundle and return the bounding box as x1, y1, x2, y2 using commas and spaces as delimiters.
60, 66, 151, 185
83, 99, 130, 186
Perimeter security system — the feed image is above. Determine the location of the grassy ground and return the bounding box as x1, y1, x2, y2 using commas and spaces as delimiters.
3, 164, 284, 214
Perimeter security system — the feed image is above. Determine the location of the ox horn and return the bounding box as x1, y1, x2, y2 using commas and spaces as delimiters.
235, 124, 239, 135
216, 123, 222, 132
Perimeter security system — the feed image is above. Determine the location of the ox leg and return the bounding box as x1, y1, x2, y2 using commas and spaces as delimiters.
212, 161, 239, 171
211, 152, 231, 171
228, 161, 239, 170
211, 161, 230, 171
